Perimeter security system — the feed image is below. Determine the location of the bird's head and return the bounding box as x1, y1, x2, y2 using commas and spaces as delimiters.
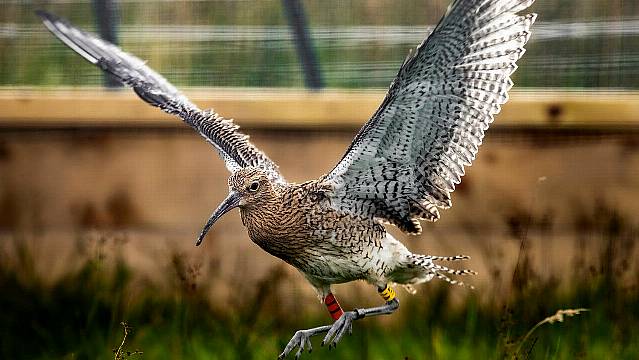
195, 167, 274, 246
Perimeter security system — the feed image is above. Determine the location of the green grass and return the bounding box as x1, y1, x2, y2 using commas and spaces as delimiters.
0, 239, 637, 360
1, 202, 637, 359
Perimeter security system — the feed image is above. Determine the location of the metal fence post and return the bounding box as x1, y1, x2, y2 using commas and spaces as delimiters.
92, 0, 121, 88
282, 0, 324, 90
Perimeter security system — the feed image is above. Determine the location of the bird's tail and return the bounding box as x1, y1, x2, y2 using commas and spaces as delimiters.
391, 253, 477, 289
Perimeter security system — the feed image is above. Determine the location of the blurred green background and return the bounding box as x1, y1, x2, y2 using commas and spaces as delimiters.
1, 0, 639, 359
2, 0, 639, 88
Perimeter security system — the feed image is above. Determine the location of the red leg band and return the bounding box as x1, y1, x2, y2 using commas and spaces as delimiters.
324, 292, 344, 320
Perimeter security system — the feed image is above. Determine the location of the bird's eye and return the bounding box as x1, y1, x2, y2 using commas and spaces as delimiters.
248, 181, 260, 192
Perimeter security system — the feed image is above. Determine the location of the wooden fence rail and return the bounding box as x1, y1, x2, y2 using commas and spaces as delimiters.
1, 88, 638, 129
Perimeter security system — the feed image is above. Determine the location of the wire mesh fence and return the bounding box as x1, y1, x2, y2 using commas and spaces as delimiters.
1, 0, 639, 88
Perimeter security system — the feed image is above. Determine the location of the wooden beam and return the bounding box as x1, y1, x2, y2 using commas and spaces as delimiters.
0, 88, 638, 129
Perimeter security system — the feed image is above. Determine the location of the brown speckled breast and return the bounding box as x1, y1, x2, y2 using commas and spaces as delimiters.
240, 181, 386, 282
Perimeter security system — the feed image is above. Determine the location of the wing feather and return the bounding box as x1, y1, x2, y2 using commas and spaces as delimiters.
37, 10, 284, 183
323, 0, 536, 234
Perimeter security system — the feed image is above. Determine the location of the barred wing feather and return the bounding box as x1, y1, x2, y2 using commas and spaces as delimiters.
37, 11, 284, 183
324, 0, 536, 234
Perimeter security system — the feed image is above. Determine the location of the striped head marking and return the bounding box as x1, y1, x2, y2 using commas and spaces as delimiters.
196, 167, 274, 246
227, 167, 274, 207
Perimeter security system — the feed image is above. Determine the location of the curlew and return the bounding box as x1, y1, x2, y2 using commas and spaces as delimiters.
38, 0, 536, 358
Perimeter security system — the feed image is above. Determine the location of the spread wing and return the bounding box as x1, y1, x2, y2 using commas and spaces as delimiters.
37, 10, 285, 183
323, 0, 536, 234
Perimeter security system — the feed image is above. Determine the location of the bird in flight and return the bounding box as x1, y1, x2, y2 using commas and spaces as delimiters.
38, 0, 536, 358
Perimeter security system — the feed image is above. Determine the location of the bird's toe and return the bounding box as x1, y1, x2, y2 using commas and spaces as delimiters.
280, 329, 313, 360
322, 311, 356, 348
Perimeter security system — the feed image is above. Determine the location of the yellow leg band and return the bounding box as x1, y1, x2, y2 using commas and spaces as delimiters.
378, 285, 396, 302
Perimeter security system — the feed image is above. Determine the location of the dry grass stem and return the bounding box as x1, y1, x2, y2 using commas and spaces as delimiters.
113, 322, 143, 360
515, 308, 590, 357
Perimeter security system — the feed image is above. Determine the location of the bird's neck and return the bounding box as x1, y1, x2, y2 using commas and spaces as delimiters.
239, 197, 284, 243
239, 186, 309, 262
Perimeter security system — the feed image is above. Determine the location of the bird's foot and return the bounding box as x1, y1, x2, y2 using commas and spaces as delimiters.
321, 310, 361, 349
278, 325, 331, 360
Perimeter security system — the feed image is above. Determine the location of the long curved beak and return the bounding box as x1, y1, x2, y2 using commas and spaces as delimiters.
196, 191, 241, 246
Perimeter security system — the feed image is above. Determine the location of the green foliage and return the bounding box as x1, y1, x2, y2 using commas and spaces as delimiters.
0, 226, 637, 359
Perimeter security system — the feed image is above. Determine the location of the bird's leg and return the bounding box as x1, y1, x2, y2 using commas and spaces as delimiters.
278, 292, 344, 359
278, 286, 399, 358
321, 284, 399, 349
323, 292, 345, 320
